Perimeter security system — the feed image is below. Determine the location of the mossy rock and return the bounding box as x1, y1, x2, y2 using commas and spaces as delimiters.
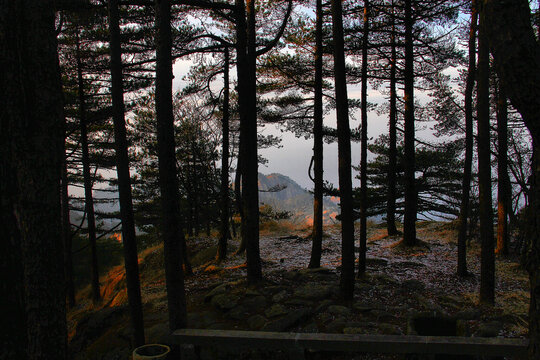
265, 304, 288, 318
272, 290, 288, 303
378, 323, 403, 335
327, 305, 352, 317
294, 283, 334, 300
241, 295, 267, 312
190, 245, 218, 268
247, 315, 267, 330
211, 293, 240, 311
204, 283, 229, 302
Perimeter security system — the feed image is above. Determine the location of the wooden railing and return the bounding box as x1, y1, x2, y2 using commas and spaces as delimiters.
170, 329, 529, 359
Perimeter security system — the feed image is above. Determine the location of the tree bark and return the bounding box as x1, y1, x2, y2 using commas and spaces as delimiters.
477, 1, 495, 305
155, 0, 187, 331
237, 0, 262, 283
457, 0, 477, 277
108, 0, 145, 346
62, 139, 76, 308
331, 0, 355, 300
496, 81, 509, 255
308, 0, 324, 269
76, 33, 101, 303
234, 153, 245, 253
403, 0, 417, 246
0, 0, 67, 358
217, 47, 231, 262
358, 0, 369, 277
483, 0, 540, 356
386, 0, 398, 237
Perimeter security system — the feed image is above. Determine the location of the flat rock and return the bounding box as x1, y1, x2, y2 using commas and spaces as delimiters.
378, 323, 403, 335
456, 308, 482, 320
241, 295, 267, 311
294, 283, 334, 300
327, 305, 352, 317
244, 288, 261, 297
401, 279, 425, 292
272, 290, 288, 303
475, 321, 503, 338
211, 293, 240, 311
300, 321, 319, 333
204, 283, 229, 302
285, 298, 314, 307
314, 299, 334, 313
265, 304, 288, 318
366, 257, 389, 267
353, 302, 376, 313
371, 309, 395, 322
325, 317, 347, 333
247, 315, 267, 330
262, 308, 312, 332
227, 305, 250, 320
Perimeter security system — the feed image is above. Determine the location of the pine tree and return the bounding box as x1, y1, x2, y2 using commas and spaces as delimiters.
155, 0, 187, 330
1, 1, 67, 358
477, 0, 495, 305
331, 0, 355, 300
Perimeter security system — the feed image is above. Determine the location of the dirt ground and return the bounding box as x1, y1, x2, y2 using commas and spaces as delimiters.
68, 221, 530, 359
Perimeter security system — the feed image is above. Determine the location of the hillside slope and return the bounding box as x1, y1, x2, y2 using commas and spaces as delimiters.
258, 173, 339, 224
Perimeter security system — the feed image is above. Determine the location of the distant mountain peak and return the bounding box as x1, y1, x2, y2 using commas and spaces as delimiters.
258, 172, 338, 224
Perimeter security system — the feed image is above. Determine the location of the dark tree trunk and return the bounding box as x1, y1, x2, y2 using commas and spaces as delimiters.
234, 153, 245, 253
403, 0, 417, 246
477, 2, 495, 305
108, 0, 145, 346
308, 0, 324, 269
0, 192, 27, 359
62, 140, 76, 308
155, 0, 187, 331
331, 0, 355, 300
483, 0, 540, 355
237, 0, 262, 283
458, 0, 477, 277
76, 36, 101, 303
358, 0, 369, 277
217, 48, 231, 262
1, 1, 67, 358
496, 81, 509, 255
386, 0, 398, 237
527, 146, 540, 360
1, 128, 27, 358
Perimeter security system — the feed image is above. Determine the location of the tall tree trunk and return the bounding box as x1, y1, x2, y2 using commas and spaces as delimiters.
483, 0, 540, 356
527, 144, 540, 359
496, 81, 509, 255
477, 1, 495, 305
1, 121, 27, 358
76, 34, 101, 303
217, 48, 231, 262
458, 0, 477, 277
62, 140, 76, 308
403, 0, 417, 246
308, 0, 324, 269
331, 0, 355, 300
1, 0, 67, 357
237, 0, 262, 283
234, 154, 244, 253
155, 0, 187, 331
108, 0, 145, 346
358, 0, 369, 277
386, 0, 398, 237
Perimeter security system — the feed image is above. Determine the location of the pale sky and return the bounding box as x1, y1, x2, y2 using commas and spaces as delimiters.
173, 59, 393, 190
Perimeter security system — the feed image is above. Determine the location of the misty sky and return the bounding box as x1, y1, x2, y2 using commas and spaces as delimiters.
173, 59, 392, 190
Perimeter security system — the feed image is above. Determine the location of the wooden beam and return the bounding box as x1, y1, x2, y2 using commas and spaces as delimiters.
171, 329, 528, 357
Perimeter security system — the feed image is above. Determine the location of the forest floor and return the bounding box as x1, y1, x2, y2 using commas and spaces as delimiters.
68, 221, 530, 360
